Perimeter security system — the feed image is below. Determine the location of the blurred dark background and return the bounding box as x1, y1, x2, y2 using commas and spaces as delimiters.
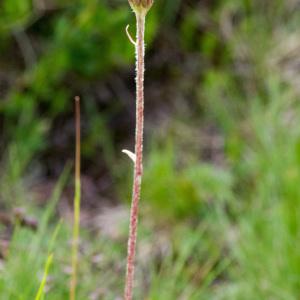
0, 0, 234, 210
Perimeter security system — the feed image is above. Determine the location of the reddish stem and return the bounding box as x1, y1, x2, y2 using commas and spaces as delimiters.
124, 12, 145, 300
70, 96, 81, 300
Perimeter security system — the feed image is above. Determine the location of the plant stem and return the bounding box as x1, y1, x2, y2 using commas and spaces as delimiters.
35, 254, 53, 300
124, 12, 146, 300
70, 96, 81, 300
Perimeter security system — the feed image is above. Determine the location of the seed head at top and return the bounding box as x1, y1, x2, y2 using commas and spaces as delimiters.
128, 0, 154, 15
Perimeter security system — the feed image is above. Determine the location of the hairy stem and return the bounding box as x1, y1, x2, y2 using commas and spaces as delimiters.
70, 96, 81, 300
124, 12, 145, 300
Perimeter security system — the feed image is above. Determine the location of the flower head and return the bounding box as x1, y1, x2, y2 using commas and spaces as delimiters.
128, 0, 154, 15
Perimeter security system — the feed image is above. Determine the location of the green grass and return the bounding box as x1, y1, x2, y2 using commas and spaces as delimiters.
1, 66, 300, 300
217, 80, 300, 299
0, 1, 299, 299
1, 92, 300, 299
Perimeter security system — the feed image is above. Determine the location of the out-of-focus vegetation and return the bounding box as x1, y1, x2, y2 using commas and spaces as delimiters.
0, 0, 300, 299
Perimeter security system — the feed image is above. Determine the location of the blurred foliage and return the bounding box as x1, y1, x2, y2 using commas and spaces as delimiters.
0, 0, 154, 180
142, 143, 232, 219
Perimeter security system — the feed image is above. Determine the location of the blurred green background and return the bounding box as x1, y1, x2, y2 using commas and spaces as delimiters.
0, 0, 300, 299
